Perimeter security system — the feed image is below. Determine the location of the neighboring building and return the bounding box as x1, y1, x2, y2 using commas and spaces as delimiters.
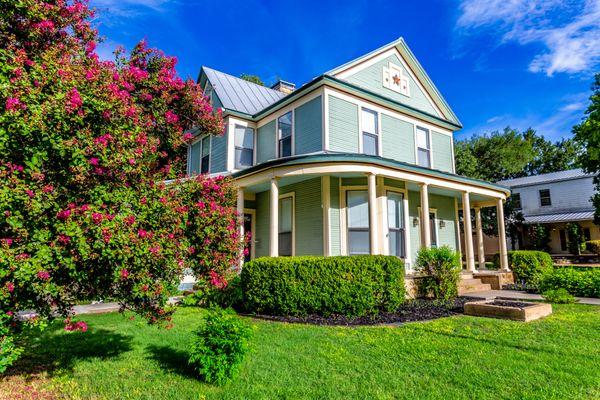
187, 37, 511, 274
498, 169, 599, 255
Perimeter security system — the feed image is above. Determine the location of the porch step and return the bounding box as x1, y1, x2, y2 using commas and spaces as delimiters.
458, 275, 492, 295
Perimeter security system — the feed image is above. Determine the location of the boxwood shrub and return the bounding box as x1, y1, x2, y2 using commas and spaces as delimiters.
538, 268, 600, 298
240, 256, 405, 317
493, 250, 553, 284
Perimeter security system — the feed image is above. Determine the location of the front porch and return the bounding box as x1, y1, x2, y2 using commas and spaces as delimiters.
233, 153, 512, 280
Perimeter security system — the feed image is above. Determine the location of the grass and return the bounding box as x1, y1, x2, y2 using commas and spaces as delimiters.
2, 304, 600, 400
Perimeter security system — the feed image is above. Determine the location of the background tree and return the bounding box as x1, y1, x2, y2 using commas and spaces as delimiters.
573, 73, 600, 223
0, 0, 243, 371
239, 74, 264, 86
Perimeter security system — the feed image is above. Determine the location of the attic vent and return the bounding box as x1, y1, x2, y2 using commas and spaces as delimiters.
271, 80, 296, 94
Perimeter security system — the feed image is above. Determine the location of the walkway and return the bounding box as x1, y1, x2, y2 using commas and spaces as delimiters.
462, 290, 600, 306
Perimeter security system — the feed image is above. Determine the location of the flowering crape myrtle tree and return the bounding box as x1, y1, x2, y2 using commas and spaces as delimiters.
0, 0, 244, 371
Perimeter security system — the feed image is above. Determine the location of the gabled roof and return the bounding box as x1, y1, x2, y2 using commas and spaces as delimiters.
200, 67, 285, 115
497, 169, 594, 188
325, 37, 461, 127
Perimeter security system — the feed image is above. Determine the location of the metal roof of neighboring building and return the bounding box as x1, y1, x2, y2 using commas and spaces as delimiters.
202, 67, 286, 115
497, 168, 594, 188
524, 210, 595, 224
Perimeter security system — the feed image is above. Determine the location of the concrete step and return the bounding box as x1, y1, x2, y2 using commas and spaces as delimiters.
458, 282, 492, 295
460, 278, 484, 285
460, 272, 474, 280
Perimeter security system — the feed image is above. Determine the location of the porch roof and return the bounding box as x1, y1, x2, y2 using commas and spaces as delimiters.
231, 152, 510, 196
524, 210, 595, 224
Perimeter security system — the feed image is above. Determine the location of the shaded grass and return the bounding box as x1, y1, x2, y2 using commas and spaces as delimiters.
2, 304, 600, 399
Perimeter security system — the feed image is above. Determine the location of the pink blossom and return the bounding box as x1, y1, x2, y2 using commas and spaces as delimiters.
42, 185, 54, 193
80, 204, 90, 212
120, 269, 129, 279
34, 19, 54, 32
5, 97, 24, 111
85, 41, 96, 54
91, 212, 103, 224
66, 88, 83, 113
56, 209, 71, 220
138, 229, 148, 238
164, 110, 179, 124
209, 270, 227, 289
37, 270, 50, 280
25, 189, 35, 198
128, 158, 135, 165
149, 246, 160, 255
6, 282, 14, 293
182, 132, 194, 141
15, 253, 29, 260
2, 238, 13, 247
88, 157, 99, 166
58, 234, 71, 245
124, 215, 135, 225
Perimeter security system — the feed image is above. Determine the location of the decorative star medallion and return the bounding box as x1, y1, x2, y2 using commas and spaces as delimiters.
392, 74, 401, 85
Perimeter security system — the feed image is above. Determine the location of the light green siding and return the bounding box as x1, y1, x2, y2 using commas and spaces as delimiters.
209, 134, 227, 173
252, 178, 324, 258
342, 53, 440, 117
328, 95, 359, 153
381, 114, 415, 163
254, 191, 270, 258
432, 131, 453, 173
408, 190, 458, 264
329, 177, 341, 256
294, 96, 322, 154
257, 120, 276, 163
188, 141, 201, 175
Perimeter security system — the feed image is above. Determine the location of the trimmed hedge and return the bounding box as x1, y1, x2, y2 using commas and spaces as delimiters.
493, 250, 553, 284
240, 256, 405, 317
538, 268, 600, 298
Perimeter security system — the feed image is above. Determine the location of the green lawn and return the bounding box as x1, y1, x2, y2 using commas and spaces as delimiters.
4, 304, 600, 399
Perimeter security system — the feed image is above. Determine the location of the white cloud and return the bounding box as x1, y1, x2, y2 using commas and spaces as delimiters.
91, 0, 173, 18
456, 0, 600, 76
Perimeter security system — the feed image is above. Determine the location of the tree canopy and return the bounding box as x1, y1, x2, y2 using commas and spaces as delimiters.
239, 74, 265, 86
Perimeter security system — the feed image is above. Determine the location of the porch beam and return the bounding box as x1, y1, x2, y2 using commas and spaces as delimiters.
269, 178, 279, 257
475, 207, 486, 270
420, 183, 431, 248
497, 198, 510, 271
462, 191, 476, 272
368, 173, 379, 254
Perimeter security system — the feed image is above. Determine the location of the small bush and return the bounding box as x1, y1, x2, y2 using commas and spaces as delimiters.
241, 256, 405, 317
586, 240, 600, 256
188, 308, 252, 385
0, 316, 23, 373
414, 246, 461, 300
493, 250, 553, 284
538, 268, 600, 298
542, 288, 577, 304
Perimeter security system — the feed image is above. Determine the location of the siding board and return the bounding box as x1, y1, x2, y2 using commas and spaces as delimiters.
257, 120, 276, 163
328, 95, 359, 153
294, 96, 323, 154
381, 114, 415, 163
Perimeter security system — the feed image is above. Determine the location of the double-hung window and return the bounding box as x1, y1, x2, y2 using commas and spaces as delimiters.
278, 196, 293, 256
387, 192, 405, 258
539, 189, 551, 207
347, 191, 370, 255
361, 108, 379, 156
512, 193, 522, 210
278, 111, 292, 158
234, 125, 254, 169
429, 212, 438, 247
416, 126, 431, 168
200, 136, 210, 174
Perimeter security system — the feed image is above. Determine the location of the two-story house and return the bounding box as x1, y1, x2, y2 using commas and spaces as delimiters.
498, 169, 599, 254
187, 38, 512, 277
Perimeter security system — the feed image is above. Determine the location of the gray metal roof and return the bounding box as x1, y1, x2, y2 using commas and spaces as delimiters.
202, 67, 286, 115
524, 210, 595, 224
497, 168, 594, 188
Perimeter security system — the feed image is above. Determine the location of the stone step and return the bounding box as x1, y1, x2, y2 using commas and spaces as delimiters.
458, 282, 492, 295
460, 278, 484, 286
460, 273, 474, 280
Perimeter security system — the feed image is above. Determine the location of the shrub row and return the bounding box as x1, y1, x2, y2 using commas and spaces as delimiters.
240, 256, 405, 317
538, 268, 600, 298
493, 250, 553, 284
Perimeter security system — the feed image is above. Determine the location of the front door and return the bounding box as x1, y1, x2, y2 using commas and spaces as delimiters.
243, 213, 253, 263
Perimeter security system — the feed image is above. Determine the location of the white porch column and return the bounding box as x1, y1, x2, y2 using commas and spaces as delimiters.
475, 207, 486, 270
368, 173, 379, 254
269, 178, 279, 257
497, 198, 510, 271
462, 191, 476, 272
420, 183, 431, 248
237, 187, 245, 265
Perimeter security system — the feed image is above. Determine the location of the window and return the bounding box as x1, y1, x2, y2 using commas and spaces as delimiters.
278, 196, 293, 256
429, 212, 438, 247
512, 193, 521, 209
416, 126, 431, 168
277, 111, 292, 158
234, 125, 254, 169
387, 192, 405, 258
361, 108, 379, 156
539, 189, 551, 207
200, 136, 210, 174
347, 191, 370, 255
204, 82, 214, 106
559, 229, 567, 251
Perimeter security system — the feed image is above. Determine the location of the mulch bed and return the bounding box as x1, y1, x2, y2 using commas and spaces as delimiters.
245, 298, 470, 326
489, 300, 535, 308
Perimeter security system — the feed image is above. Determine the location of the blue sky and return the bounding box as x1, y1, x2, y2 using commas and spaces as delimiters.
91, 0, 600, 141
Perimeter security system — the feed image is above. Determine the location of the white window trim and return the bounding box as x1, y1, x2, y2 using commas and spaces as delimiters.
226, 116, 256, 172
233, 124, 256, 170
539, 189, 552, 207
188, 133, 212, 175
383, 188, 410, 264
414, 125, 433, 168
276, 110, 294, 159
278, 192, 296, 256
358, 107, 382, 156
